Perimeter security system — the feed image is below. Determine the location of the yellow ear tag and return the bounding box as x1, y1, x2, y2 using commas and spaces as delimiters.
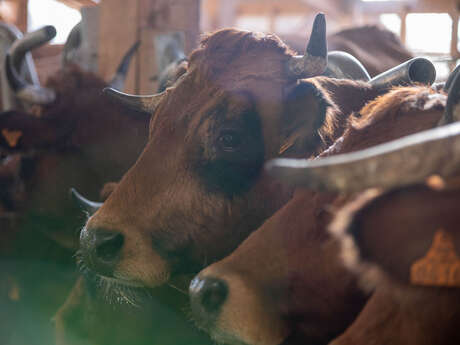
410, 229, 460, 287
1, 129, 23, 148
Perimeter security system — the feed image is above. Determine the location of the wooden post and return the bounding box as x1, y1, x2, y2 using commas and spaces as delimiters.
400, 8, 408, 46
99, 0, 200, 93
137, 0, 200, 92
450, 11, 459, 59
0, 0, 28, 32
99, 0, 139, 93
268, 7, 278, 33
15, 0, 28, 32
201, 0, 219, 32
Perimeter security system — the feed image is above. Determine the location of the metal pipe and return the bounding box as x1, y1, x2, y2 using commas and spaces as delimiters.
9, 26, 56, 74
369, 57, 436, 89
5, 26, 57, 105
324, 51, 371, 81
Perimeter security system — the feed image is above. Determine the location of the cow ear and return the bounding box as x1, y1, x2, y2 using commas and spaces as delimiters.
0, 111, 61, 150
280, 80, 333, 156
336, 185, 460, 287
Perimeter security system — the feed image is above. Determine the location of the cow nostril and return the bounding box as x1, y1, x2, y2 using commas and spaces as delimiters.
201, 280, 228, 313
190, 277, 228, 315
95, 231, 124, 263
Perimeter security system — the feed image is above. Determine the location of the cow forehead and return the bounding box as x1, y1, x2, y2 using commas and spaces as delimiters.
147, 29, 295, 142
148, 70, 287, 141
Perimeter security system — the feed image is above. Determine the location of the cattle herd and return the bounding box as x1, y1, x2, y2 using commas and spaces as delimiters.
1, 12, 459, 345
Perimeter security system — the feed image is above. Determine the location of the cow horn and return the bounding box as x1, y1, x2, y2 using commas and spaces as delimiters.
369, 57, 436, 89
287, 13, 328, 78
266, 121, 460, 192
444, 64, 460, 92
324, 51, 370, 81
61, 21, 82, 67
108, 40, 141, 91
70, 188, 102, 215
440, 63, 460, 125
5, 26, 57, 104
103, 88, 166, 114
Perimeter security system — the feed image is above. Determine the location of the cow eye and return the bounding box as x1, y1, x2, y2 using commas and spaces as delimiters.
218, 130, 242, 152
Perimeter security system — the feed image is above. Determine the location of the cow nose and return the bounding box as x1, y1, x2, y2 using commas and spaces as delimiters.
80, 227, 124, 277
189, 276, 228, 326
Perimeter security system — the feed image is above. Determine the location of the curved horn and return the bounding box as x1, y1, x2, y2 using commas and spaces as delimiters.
444, 64, 460, 92
5, 26, 57, 104
70, 188, 102, 215
440, 63, 460, 125
324, 51, 371, 81
266, 121, 460, 192
9, 26, 56, 73
108, 40, 141, 90
287, 13, 328, 78
0, 22, 37, 111
103, 88, 166, 114
62, 21, 82, 68
369, 57, 436, 89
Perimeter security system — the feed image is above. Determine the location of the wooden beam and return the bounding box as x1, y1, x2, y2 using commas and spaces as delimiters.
56, 0, 98, 9
359, 0, 457, 14
235, 0, 350, 20
236, 0, 313, 17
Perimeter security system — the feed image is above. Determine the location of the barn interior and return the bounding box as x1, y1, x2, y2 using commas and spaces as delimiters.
0, 1, 459, 345
3, 0, 459, 91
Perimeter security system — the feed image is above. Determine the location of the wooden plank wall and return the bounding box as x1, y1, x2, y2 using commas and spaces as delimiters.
99, 0, 200, 94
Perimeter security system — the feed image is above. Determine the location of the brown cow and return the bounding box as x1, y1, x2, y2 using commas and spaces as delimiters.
325, 124, 460, 345
0, 34, 145, 345
0, 43, 145, 251
282, 25, 413, 77
76, 15, 397, 298
56, 25, 420, 345
188, 75, 453, 345
329, 183, 460, 345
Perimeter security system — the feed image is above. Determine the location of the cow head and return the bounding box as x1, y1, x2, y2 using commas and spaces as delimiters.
78, 14, 334, 291
0, 35, 145, 250
187, 69, 456, 345
189, 189, 368, 345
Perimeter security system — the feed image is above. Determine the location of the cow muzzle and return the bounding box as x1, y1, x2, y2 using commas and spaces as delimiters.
189, 269, 289, 345
79, 226, 124, 278
189, 275, 229, 329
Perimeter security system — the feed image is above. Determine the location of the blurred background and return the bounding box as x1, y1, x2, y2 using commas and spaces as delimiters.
0, 0, 457, 92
